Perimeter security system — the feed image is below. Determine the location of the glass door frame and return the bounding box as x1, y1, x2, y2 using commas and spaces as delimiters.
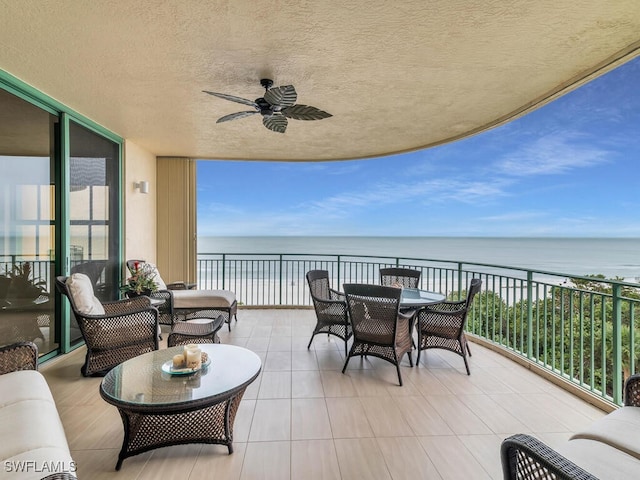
0, 69, 124, 361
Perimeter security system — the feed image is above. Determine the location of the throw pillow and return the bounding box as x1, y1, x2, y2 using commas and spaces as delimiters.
66, 273, 105, 315
147, 264, 167, 290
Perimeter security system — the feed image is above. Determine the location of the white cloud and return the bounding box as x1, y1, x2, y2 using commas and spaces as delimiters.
480, 211, 547, 222
494, 133, 611, 176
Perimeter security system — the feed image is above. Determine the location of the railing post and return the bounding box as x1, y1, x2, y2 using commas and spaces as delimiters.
279, 254, 283, 305
527, 271, 533, 359
337, 255, 341, 290
612, 284, 623, 405
457, 263, 463, 300
221, 254, 226, 290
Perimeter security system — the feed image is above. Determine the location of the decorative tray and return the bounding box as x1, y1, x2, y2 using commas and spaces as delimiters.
161, 357, 211, 375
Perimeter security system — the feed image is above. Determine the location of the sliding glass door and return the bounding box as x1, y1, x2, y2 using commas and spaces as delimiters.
0, 79, 122, 357
68, 120, 121, 344
0, 89, 58, 355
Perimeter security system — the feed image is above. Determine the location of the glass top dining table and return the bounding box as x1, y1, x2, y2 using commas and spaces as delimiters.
399, 288, 446, 308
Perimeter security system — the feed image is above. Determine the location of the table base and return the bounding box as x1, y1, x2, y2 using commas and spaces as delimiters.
114, 389, 246, 470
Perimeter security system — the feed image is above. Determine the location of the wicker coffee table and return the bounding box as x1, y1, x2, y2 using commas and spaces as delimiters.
100, 344, 261, 470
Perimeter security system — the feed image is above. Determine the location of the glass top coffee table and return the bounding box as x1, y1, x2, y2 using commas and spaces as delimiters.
100, 344, 261, 470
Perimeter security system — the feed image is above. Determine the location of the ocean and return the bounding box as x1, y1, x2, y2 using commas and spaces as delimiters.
198, 236, 640, 282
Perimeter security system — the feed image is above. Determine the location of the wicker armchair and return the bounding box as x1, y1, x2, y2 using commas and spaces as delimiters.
501, 374, 640, 479
56, 276, 159, 376
306, 270, 352, 356
342, 283, 413, 386
380, 267, 421, 288
415, 278, 481, 374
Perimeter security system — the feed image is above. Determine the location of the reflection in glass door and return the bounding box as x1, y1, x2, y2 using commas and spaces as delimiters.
0, 89, 58, 355
68, 121, 120, 345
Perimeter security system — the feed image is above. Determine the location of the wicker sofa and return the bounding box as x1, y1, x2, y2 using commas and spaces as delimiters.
502, 374, 640, 479
0, 342, 76, 480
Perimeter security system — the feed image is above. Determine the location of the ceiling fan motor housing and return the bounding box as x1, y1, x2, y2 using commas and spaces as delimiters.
255, 97, 273, 115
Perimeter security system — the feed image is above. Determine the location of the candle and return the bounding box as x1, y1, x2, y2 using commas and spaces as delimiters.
183, 344, 198, 363
172, 354, 185, 369
186, 347, 202, 370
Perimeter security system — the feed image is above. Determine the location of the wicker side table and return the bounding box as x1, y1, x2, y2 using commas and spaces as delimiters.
167, 315, 225, 347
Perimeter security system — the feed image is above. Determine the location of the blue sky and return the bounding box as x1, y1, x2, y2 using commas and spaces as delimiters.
197, 57, 640, 237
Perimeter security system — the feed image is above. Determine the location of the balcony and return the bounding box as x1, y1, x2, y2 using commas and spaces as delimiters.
42, 308, 607, 479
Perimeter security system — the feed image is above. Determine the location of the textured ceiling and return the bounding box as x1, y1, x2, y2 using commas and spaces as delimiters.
1, 0, 639, 161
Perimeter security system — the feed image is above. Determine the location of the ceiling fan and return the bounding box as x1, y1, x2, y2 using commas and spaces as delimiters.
203, 79, 332, 133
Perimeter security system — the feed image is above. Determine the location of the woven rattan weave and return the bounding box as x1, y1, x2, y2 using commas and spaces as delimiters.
167, 315, 225, 347
0, 341, 38, 374
379, 267, 421, 288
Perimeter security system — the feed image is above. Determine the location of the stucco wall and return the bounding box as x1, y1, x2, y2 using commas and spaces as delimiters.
124, 140, 156, 263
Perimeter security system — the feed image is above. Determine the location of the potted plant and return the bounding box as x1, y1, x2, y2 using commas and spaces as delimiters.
120, 262, 159, 297
2, 262, 47, 304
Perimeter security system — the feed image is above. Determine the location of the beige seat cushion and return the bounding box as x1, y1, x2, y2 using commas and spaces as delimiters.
0, 371, 76, 479
557, 437, 640, 479
66, 273, 105, 315
172, 289, 236, 309
570, 406, 640, 460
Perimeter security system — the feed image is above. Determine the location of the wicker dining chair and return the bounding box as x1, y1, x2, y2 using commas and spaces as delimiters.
56, 275, 159, 376
379, 267, 421, 288
342, 283, 413, 386
306, 270, 352, 356
415, 278, 482, 374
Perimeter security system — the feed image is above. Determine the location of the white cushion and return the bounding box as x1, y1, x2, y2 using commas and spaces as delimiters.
0, 371, 76, 479
172, 289, 236, 309
147, 263, 167, 290
66, 273, 105, 315
557, 438, 640, 479
571, 406, 640, 460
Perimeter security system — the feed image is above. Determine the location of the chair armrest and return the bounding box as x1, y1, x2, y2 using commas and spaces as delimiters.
41, 474, 77, 480
501, 434, 597, 480
103, 295, 153, 314
329, 288, 345, 301
0, 341, 38, 374
624, 373, 640, 406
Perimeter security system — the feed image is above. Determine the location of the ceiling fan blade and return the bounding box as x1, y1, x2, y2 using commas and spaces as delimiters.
264, 85, 297, 107
281, 104, 332, 121
216, 111, 259, 123
263, 114, 288, 133
203, 90, 258, 108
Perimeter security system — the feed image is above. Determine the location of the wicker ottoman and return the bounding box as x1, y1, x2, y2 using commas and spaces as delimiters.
167, 315, 225, 347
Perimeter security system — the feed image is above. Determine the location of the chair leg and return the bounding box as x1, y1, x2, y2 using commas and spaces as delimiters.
307, 334, 315, 350
394, 354, 403, 386
460, 338, 471, 375
341, 354, 352, 374
406, 350, 413, 367
416, 329, 422, 366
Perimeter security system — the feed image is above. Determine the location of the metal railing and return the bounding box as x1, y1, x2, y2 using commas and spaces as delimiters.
198, 252, 640, 406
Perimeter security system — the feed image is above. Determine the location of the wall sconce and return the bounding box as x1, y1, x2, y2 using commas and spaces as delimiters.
134, 181, 149, 194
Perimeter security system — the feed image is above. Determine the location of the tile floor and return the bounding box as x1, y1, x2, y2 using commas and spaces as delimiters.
40, 309, 607, 479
